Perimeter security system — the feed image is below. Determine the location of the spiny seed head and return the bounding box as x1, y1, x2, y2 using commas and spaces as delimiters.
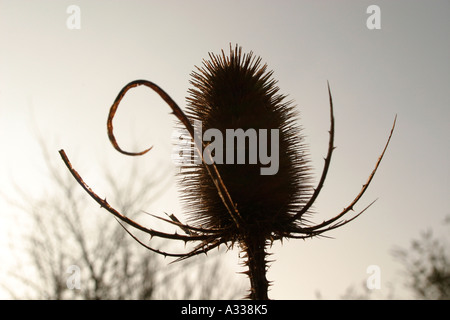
179, 44, 312, 238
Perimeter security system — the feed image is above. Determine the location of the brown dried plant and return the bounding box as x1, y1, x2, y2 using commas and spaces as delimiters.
59, 45, 396, 300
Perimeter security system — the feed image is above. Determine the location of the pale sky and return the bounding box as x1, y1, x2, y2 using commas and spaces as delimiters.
1, 0, 449, 299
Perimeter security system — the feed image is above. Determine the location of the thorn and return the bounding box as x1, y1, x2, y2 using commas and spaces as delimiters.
100, 198, 107, 208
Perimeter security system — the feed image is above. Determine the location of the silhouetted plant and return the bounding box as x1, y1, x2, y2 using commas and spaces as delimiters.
393, 216, 450, 300
60, 44, 396, 299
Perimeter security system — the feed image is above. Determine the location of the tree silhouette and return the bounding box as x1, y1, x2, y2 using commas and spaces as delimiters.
3, 141, 243, 299
325, 216, 450, 300
393, 216, 450, 300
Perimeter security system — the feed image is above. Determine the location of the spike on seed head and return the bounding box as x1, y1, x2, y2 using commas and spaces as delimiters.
179, 44, 313, 238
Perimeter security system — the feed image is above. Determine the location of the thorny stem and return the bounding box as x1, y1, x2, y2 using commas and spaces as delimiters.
243, 234, 269, 300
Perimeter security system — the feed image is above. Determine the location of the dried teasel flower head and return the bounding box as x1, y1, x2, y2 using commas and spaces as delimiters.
179, 44, 312, 240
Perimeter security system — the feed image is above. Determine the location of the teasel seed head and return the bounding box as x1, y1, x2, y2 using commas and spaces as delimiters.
179, 44, 312, 241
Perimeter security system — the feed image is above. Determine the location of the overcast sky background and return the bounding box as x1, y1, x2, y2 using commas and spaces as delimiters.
1, 0, 449, 299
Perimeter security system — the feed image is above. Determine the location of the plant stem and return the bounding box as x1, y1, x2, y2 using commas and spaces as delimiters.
243, 234, 269, 300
